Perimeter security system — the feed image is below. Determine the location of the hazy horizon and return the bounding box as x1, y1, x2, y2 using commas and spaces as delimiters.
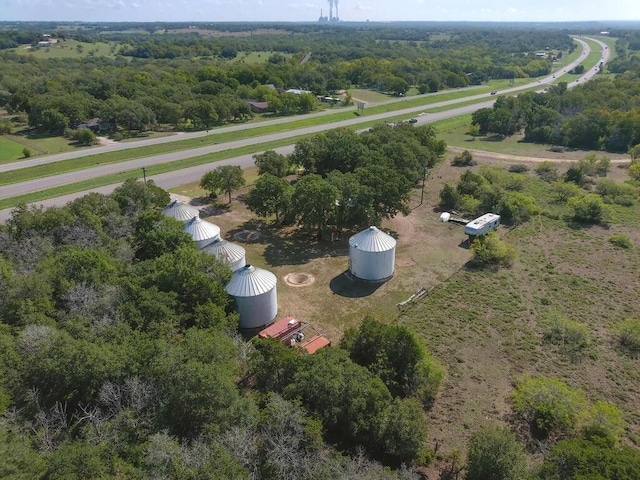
2, 0, 638, 24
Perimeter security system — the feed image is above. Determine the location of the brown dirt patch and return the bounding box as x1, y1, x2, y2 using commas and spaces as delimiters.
234, 230, 262, 242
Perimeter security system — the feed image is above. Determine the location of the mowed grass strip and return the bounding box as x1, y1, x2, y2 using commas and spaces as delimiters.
0, 137, 27, 163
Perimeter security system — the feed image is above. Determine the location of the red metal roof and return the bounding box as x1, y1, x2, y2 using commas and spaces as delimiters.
299, 335, 331, 354
258, 316, 300, 340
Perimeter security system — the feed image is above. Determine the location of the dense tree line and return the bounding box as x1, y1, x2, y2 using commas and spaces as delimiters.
471, 58, 640, 152
0, 24, 575, 134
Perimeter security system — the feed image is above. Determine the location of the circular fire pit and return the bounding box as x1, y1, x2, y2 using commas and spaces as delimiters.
284, 272, 315, 287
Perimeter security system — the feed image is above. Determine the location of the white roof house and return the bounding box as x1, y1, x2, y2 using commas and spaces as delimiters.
161, 200, 200, 222
183, 216, 221, 249
464, 213, 501, 237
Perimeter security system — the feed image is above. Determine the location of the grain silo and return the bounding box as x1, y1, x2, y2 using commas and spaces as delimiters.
201, 238, 246, 272
161, 200, 200, 222
348, 226, 396, 282
183, 216, 221, 249
225, 265, 278, 329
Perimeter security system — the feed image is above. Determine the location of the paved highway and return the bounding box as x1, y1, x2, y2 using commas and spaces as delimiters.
0, 37, 607, 222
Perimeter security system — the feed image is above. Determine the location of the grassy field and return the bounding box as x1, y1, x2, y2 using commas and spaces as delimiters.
167, 149, 640, 460
0, 137, 27, 162
1, 133, 82, 161
9, 40, 119, 59
228, 51, 293, 64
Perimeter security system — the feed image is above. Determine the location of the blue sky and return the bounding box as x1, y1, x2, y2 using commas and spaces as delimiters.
1, 0, 637, 23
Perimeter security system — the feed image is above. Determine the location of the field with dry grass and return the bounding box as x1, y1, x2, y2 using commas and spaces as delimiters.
171, 151, 640, 464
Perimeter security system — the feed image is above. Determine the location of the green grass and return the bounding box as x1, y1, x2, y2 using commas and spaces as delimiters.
0, 137, 28, 162
9, 40, 119, 59
349, 89, 394, 103
1, 134, 80, 162
228, 51, 292, 64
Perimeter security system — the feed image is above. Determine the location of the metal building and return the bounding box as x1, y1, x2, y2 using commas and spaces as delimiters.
183, 216, 221, 249
161, 200, 199, 222
348, 226, 396, 282
201, 238, 246, 272
225, 265, 278, 329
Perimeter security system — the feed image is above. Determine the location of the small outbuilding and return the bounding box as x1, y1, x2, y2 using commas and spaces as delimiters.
183, 216, 221, 249
348, 226, 396, 282
464, 213, 501, 237
161, 200, 200, 222
201, 238, 246, 272
225, 265, 278, 329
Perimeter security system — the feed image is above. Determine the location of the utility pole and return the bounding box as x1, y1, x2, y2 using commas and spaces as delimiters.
420, 167, 428, 206
141, 166, 147, 185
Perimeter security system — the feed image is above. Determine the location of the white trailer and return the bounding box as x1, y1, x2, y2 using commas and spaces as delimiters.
464, 213, 501, 237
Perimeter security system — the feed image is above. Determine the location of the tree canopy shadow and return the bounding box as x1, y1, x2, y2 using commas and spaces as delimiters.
262, 229, 348, 267
329, 271, 384, 298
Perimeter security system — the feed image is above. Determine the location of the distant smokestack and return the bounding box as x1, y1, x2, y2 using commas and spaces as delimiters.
328, 0, 334, 21
335, 0, 339, 20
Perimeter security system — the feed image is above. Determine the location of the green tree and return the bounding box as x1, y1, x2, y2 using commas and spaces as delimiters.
134, 209, 195, 260
200, 165, 246, 204
376, 398, 428, 465
439, 183, 461, 209
511, 375, 587, 439
111, 178, 170, 215
291, 174, 338, 237
72, 128, 97, 146
466, 426, 526, 480
253, 150, 290, 177
244, 174, 292, 223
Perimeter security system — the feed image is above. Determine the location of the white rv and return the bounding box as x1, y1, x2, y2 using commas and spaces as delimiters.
464, 213, 501, 237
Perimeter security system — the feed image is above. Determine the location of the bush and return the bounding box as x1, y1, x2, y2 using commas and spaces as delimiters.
451, 150, 476, 166
470, 231, 516, 269
511, 375, 587, 439
570, 194, 611, 224
508, 164, 529, 173
543, 315, 591, 362
439, 183, 460, 209
596, 179, 637, 206
551, 181, 582, 203
466, 426, 526, 480
535, 161, 559, 182
617, 318, 640, 357
578, 401, 625, 442
22, 147, 31, 158
609, 233, 633, 249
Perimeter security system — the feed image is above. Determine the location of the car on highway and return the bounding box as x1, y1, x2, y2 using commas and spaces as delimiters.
409, 118, 418, 124
490, 90, 497, 95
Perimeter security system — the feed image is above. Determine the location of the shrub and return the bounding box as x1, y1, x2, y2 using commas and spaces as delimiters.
535, 161, 559, 182
466, 426, 526, 480
570, 194, 611, 224
498, 191, 539, 225
543, 315, 591, 362
470, 231, 516, 269
22, 147, 31, 158
451, 150, 476, 166
578, 401, 625, 442
609, 233, 633, 249
508, 164, 529, 173
551, 181, 582, 203
439, 183, 460, 209
617, 318, 640, 357
511, 375, 587, 439
596, 179, 637, 206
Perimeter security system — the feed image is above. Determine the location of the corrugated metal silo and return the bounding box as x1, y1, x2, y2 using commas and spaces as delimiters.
202, 238, 246, 271
348, 226, 396, 282
183, 216, 221, 249
161, 200, 200, 222
225, 265, 278, 329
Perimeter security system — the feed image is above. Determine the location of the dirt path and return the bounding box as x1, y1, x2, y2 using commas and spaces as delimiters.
448, 146, 630, 164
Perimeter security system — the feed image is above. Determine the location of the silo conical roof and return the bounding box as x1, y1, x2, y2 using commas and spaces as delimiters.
225, 265, 277, 297
183, 216, 220, 242
348, 226, 396, 252
202, 238, 246, 264
162, 200, 200, 222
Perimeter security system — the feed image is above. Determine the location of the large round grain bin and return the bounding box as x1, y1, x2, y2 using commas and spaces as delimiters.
225, 265, 278, 329
161, 200, 200, 222
202, 238, 246, 272
183, 216, 221, 249
348, 226, 396, 282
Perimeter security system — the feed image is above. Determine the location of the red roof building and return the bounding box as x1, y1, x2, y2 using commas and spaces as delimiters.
258, 316, 331, 354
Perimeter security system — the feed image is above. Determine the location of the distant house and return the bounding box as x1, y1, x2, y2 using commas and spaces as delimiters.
38, 41, 51, 47
286, 88, 312, 95
535, 52, 548, 58
76, 118, 111, 133
245, 100, 270, 114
